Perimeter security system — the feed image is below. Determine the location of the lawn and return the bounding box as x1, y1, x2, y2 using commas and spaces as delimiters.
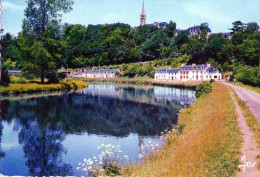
0, 80, 88, 95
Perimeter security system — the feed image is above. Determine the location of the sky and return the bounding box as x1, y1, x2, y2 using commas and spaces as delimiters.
2, 0, 260, 36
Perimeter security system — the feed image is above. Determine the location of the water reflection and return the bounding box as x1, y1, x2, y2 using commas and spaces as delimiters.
18, 121, 72, 176
0, 83, 195, 176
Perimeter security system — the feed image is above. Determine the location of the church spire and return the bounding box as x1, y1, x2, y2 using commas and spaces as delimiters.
140, 0, 146, 26
141, 0, 145, 16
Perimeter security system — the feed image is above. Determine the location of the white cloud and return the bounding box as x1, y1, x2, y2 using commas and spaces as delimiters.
2, 1, 25, 11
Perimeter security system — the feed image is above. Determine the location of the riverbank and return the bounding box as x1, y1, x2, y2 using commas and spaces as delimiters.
66, 77, 200, 89
0, 80, 88, 95
122, 83, 242, 176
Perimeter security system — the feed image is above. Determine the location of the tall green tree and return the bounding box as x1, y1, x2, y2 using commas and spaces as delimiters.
18, 0, 74, 83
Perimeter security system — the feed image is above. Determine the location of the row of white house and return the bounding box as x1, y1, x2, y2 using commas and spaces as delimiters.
154, 64, 222, 81
78, 64, 221, 81
82, 69, 117, 79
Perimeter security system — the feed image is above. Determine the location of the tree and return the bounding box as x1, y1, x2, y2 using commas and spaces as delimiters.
235, 39, 260, 66
0, 33, 16, 61
246, 22, 259, 32
20, 0, 74, 83
199, 23, 209, 43
205, 34, 229, 61
174, 30, 189, 50
230, 21, 246, 33
165, 21, 176, 38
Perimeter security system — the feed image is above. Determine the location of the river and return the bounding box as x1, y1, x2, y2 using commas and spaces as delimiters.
0, 83, 195, 176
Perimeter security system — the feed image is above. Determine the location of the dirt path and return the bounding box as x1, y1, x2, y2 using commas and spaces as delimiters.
223, 82, 260, 127
229, 88, 260, 177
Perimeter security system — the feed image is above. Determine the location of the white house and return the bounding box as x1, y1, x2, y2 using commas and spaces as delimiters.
154, 64, 222, 81
82, 69, 117, 79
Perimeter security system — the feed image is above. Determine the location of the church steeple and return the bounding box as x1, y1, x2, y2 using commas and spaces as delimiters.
140, 0, 146, 26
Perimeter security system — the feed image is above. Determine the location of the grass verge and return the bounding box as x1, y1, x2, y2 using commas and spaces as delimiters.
233, 90, 260, 170
0, 80, 88, 95
67, 77, 200, 89
122, 83, 241, 176
229, 82, 260, 94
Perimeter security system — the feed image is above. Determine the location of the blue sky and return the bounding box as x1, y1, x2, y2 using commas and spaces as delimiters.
2, 0, 260, 35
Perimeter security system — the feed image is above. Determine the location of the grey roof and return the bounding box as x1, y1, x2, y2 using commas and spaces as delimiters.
159, 22, 168, 27
156, 65, 220, 73
156, 68, 179, 73
207, 67, 220, 73
83, 69, 117, 74
188, 26, 211, 33
223, 32, 232, 36
175, 29, 182, 33
180, 64, 208, 70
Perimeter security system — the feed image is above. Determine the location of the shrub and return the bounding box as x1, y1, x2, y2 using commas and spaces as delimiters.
10, 76, 28, 84
210, 79, 215, 83
235, 65, 259, 87
195, 82, 212, 97
46, 72, 60, 83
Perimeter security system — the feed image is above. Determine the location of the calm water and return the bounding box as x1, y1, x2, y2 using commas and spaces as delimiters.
0, 83, 195, 176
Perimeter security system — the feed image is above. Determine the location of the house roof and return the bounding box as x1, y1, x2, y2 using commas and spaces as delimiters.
188, 26, 211, 33
207, 67, 220, 73
159, 22, 168, 27
156, 68, 179, 73
180, 64, 208, 70
83, 69, 117, 74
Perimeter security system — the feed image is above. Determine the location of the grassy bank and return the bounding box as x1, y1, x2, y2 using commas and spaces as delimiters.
233, 90, 260, 169
67, 77, 200, 89
230, 81, 260, 94
0, 80, 88, 95
122, 83, 241, 176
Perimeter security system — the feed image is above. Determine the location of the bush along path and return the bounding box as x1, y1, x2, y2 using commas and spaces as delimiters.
229, 88, 260, 176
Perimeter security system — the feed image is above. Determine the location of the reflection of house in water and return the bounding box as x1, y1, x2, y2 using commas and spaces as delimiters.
154, 86, 196, 105
82, 83, 120, 97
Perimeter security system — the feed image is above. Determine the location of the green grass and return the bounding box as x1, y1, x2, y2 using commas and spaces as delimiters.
230, 81, 260, 94
0, 80, 88, 95
122, 83, 242, 176
67, 77, 200, 89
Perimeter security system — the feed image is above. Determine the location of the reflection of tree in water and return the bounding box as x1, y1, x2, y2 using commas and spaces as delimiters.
4, 93, 180, 136
0, 100, 8, 159
18, 120, 72, 176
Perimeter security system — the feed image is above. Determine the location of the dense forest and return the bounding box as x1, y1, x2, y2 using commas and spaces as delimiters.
0, 0, 259, 86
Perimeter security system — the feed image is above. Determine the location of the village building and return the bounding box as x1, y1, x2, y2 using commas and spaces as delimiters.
82, 69, 117, 79
174, 24, 212, 38
8, 70, 21, 76
154, 64, 222, 81
140, 0, 146, 26
140, 0, 168, 29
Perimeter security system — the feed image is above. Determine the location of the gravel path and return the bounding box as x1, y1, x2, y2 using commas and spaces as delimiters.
228, 88, 260, 177
223, 82, 260, 127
